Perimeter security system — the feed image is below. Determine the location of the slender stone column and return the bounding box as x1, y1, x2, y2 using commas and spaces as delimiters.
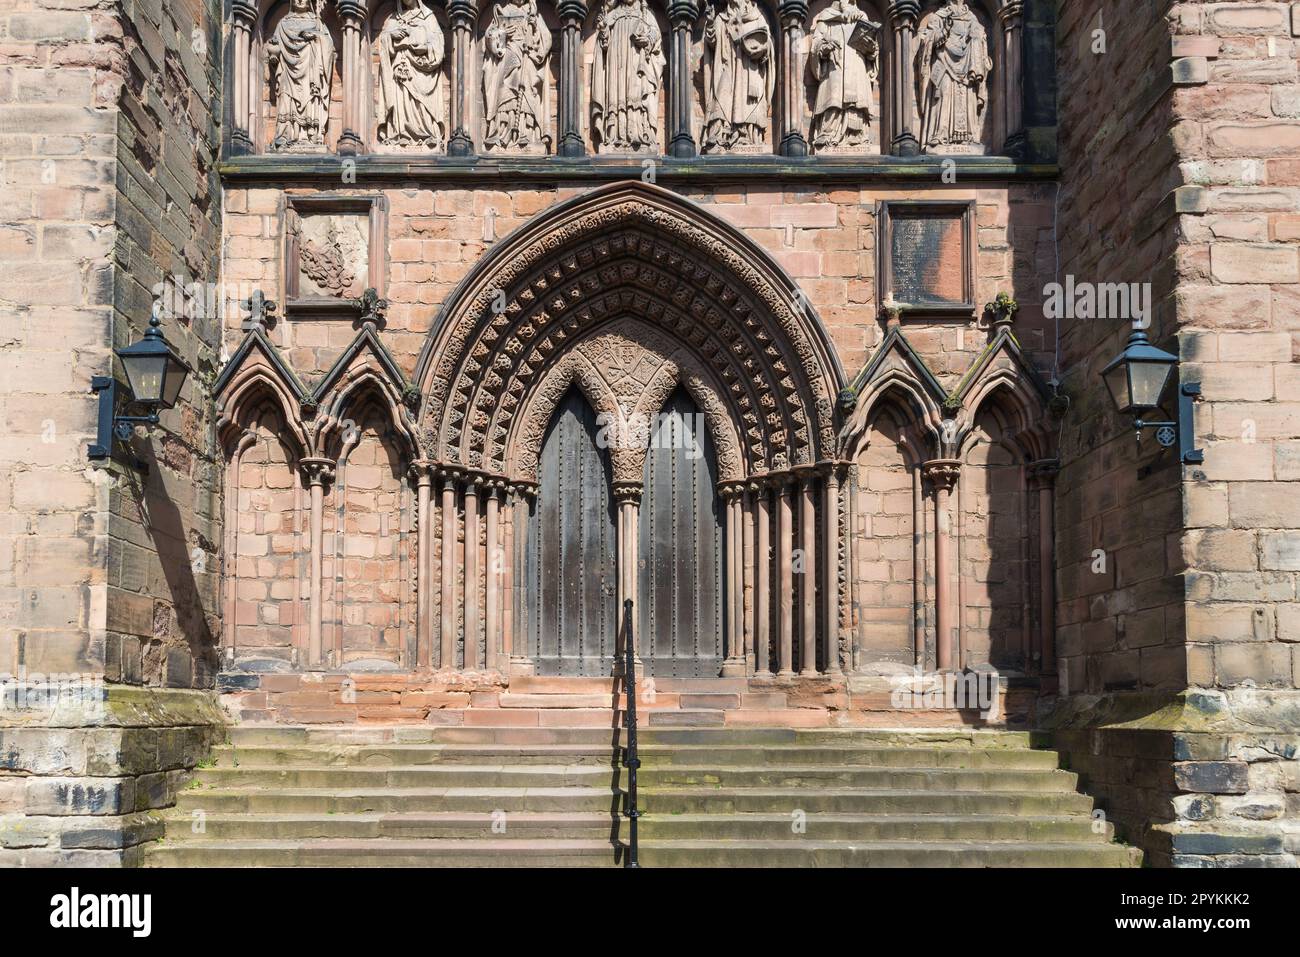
502, 487, 516, 663
999, 0, 1026, 157
337, 0, 367, 154
742, 485, 756, 670
754, 483, 771, 676
230, 0, 258, 154
798, 472, 818, 675
464, 478, 481, 669
667, 0, 699, 158
446, 0, 477, 156
485, 485, 501, 671
721, 486, 747, 676
557, 0, 588, 157
924, 460, 961, 672
613, 483, 642, 663
301, 458, 335, 669
777, 0, 809, 157
777, 478, 794, 676
1030, 460, 1059, 674
413, 461, 435, 669
440, 470, 458, 670
509, 485, 537, 675
823, 466, 842, 675
887, 0, 921, 156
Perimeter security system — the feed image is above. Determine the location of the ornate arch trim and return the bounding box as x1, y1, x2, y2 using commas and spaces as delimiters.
214, 329, 311, 454
414, 180, 846, 472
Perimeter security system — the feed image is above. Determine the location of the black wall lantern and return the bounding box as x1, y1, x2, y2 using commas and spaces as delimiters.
89, 316, 191, 463
1101, 328, 1203, 466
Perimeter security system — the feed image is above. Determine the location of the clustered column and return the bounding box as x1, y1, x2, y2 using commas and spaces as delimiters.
337, 0, 367, 154
300, 458, 336, 670
667, 0, 699, 158
923, 459, 961, 672
999, 0, 1026, 156
447, 0, 477, 156
229, 0, 258, 154
886, 0, 921, 156
1029, 460, 1059, 674
777, 0, 809, 157
556, 0, 588, 157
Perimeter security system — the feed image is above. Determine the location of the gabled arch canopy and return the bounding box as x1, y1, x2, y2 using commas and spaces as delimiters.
414, 180, 846, 478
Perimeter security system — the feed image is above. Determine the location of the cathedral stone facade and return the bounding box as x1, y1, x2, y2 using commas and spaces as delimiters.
2, 0, 1299, 868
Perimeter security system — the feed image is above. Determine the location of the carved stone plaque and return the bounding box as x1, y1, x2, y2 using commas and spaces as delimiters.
878, 201, 974, 315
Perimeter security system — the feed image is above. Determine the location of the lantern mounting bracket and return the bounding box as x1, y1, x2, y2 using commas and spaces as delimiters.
88, 376, 154, 471
1133, 382, 1203, 469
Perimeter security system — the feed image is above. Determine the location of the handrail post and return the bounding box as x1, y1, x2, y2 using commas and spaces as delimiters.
622, 598, 640, 868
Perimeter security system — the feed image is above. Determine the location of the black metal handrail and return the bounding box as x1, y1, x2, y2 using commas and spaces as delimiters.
622, 598, 640, 868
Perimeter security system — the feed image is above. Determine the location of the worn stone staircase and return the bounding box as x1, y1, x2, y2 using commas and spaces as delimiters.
144, 722, 1142, 868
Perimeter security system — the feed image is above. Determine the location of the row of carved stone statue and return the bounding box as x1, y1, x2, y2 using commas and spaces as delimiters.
261, 0, 997, 156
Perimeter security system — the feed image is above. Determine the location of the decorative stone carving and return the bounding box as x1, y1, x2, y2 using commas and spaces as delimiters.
807, 0, 880, 154
700, 0, 774, 154
298, 215, 369, 299
915, 0, 991, 154
591, 0, 664, 153
266, 0, 335, 151
483, 0, 553, 153
377, 0, 447, 149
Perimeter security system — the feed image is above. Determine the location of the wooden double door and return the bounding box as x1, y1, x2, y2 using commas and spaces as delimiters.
524, 387, 724, 677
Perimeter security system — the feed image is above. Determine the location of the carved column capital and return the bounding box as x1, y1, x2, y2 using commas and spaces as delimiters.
1027, 459, 1060, 489
300, 457, 336, 487
613, 481, 643, 505
556, 0, 588, 24
667, 0, 699, 25
447, 0, 478, 27
777, 0, 809, 26
886, 0, 921, 26
922, 459, 961, 492
335, 0, 368, 24
231, 0, 259, 27
998, 0, 1025, 26
409, 459, 437, 486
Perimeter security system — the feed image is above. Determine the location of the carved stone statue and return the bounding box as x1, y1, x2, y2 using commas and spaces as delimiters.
701, 0, 773, 154
377, 0, 446, 149
266, 0, 335, 151
483, 0, 553, 153
916, 0, 992, 154
591, 0, 664, 153
807, 0, 880, 154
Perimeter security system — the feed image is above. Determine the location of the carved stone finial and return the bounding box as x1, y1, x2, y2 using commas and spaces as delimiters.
241, 289, 278, 332
985, 291, 1018, 332
358, 287, 388, 328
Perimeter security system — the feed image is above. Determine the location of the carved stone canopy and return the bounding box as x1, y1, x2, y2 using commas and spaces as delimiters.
413, 181, 845, 481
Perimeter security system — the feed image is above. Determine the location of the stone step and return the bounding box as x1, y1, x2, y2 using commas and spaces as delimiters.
161, 811, 617, 842
225, 725, 1041, 749
636, 787, 1097, 816
190, 763, 1076, 792
143, 838, 618, 868
159, 810, 1108, 844
207, 743, 1060, 770
632, 840, 1142, 868
175, 786, 621, 815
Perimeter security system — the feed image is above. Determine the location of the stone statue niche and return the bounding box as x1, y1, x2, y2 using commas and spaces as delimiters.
806, 0, 881, 155
375, 0, 449, 150
482, 0, 554, 154
700, 0, 775, 155
590, 0, 665, 154
266, 0, 337, 151
915, 0, 992, 155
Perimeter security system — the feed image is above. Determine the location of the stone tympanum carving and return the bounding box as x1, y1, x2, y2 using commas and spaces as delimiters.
591, 0, 665, 153
807, 0, 880, 154
266, 0, 335, 151
483, 0, 553, 153
916, 0, 991, 154
377, 0, 447, 149
701, 0, 774, 154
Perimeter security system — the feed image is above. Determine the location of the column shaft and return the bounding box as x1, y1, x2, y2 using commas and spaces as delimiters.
778, 0, 809, 157
485, 487, 500, 671
755, 486, 771, 676
799, 476, 817, 675
887, 0, 921, 156
557, 1, 588, 156
778, 481, 794, 676
823, 469, 842, 675
448, 1, 477, 155
464, 483, 481, 669
415, 466, 433, 669
440, 475, 457, 669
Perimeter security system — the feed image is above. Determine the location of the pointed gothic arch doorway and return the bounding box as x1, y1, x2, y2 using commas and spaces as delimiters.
524, 386, 618, 676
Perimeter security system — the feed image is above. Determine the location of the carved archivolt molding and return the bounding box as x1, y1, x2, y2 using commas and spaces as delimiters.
416, 181, 844, 480
510, 319, 745, 484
